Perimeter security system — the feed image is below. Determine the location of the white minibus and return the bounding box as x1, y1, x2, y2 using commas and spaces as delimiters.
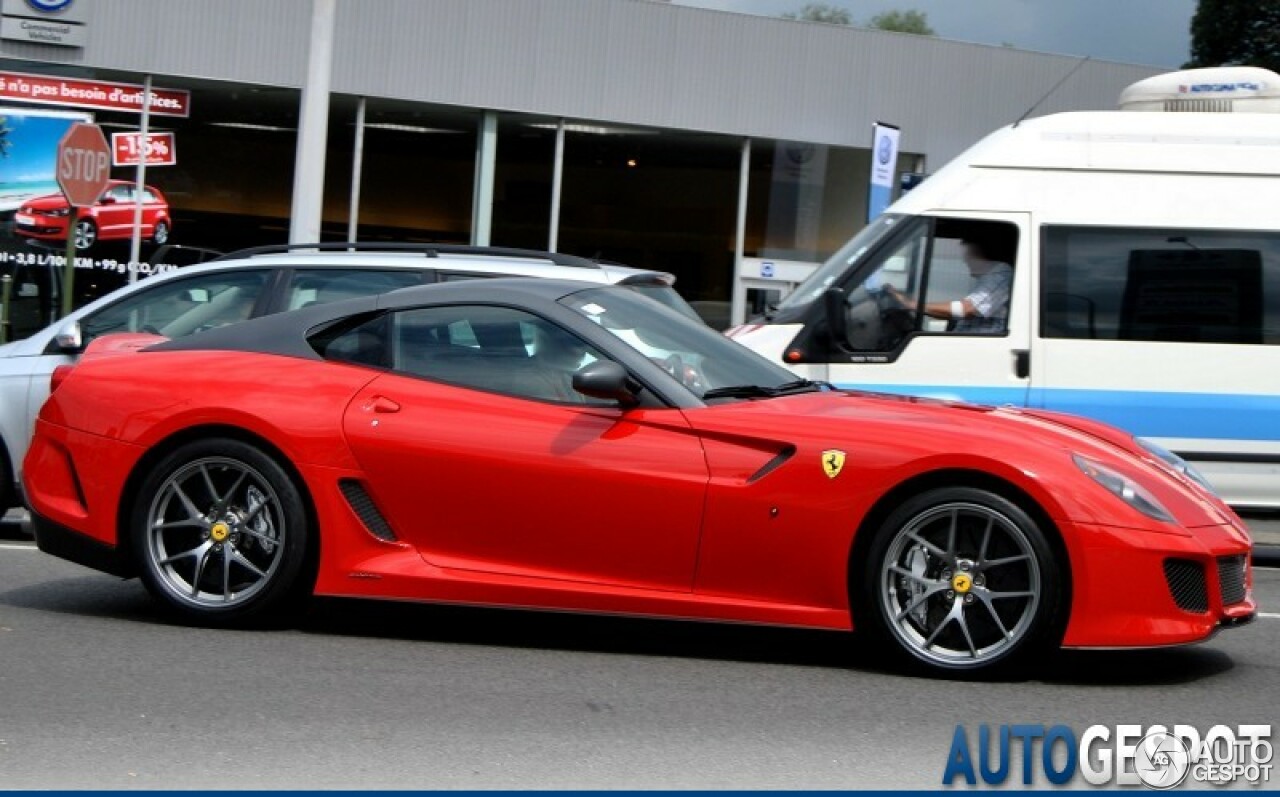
728, 68, 1280, 510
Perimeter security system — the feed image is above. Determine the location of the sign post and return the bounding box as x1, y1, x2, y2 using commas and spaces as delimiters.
55, 121, 111, 318
128, 74, 152, 283
867, 122, 901, 222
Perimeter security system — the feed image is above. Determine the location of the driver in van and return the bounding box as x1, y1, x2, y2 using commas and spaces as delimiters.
888, 237, 1013, 333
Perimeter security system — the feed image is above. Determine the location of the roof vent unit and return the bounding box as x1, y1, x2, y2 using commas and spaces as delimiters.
1119, 66, 1280, 113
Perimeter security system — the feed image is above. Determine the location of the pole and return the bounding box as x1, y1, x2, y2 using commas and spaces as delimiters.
61, 206, 77, 319
289, 0, 337, 244
470, 111, 497, 247
127, 74, 152, 283
0, 274, 12, 345
346, 96, 366, 243
730, 138, 751, 327
547, 118, 565, 253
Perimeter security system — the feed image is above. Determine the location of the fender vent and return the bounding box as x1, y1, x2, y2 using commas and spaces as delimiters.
1163, 558, 1208, 613
1217, 555, 1247, 606
338, 479, 397, 542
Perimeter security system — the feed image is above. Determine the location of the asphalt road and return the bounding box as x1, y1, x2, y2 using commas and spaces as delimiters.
0, 541, 1277, 789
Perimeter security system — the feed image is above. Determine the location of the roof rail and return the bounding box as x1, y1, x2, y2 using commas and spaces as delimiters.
211, 242, 602, 269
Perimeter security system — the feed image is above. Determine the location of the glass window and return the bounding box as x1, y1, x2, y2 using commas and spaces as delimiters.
1042, 226, 1280, 345
284, 269, 423, 311
561, 286, 798, 399
102, 184, 134, 203
317, 305, 612, 405
826, 218, 1019, 353
492, 114, 557, 250
79, 270, 269, 344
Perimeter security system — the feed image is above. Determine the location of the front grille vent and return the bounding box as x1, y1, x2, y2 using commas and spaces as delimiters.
1163, 98, 1233, 113
339, 479, 397, 542
1217, 555, 1247, 606
1163, 558, 1208, 613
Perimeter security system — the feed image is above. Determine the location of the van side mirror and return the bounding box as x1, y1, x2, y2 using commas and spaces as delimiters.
822, 287, 849, 349
54, 319, 83, 353
572, 360, 640, 407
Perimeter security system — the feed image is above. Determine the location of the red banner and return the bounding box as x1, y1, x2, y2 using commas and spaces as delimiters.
0, 70, 190, 117
112, 131, 177, 167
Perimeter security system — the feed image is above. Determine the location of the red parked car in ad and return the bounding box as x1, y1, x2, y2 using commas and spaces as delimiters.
13, 180, 171, 250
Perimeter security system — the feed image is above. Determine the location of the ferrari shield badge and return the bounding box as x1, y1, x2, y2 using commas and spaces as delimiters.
821, 449, 846, 479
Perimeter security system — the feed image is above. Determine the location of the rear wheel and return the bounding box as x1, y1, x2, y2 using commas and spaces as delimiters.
129, 438, 312, 625
152, 220, 170, 245
73, 219, 97, 251
856, 487, 1064, 675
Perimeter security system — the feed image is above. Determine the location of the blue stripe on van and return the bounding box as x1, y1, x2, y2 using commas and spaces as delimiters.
830, 383, 1280, 442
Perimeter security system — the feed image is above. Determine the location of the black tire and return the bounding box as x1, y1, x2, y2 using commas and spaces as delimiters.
73, 218, 97, 251
854, 486, 1065, 677
0, 441, 15, 513
128, 438, 313, 626
152, 220, 170, 245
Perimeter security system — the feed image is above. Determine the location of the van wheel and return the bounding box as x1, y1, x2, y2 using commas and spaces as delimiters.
129, 438, 312, 625
855, 487, 1064, 676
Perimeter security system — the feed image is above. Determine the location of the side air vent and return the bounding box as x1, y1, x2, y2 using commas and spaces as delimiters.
1163, 558, 1208, 613
339, 479, 397, 542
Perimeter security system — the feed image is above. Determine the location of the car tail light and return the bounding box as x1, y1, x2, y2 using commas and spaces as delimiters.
50, 365, 75, 393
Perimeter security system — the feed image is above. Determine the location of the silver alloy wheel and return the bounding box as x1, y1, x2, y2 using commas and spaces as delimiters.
73, 220, 96, 249
145, 456, 286, 608
879, 502, 1040, 667
153, 221, 169, 244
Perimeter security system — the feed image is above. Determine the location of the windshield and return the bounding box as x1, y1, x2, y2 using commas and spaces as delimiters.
775, 213, 905, 311
561, 286, 800, 400
624, 282, 703, 323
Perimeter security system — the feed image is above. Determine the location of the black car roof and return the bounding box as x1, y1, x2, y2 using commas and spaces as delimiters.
147, 277, 608, 359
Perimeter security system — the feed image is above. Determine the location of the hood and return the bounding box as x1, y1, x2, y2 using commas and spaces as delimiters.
20, 193, 71, 212
687, 389, 1232, 530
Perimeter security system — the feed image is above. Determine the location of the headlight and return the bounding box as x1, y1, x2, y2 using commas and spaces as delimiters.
48, 208, 70, 217
1073, 454, 1175, 523
1136, 438, 1216, 495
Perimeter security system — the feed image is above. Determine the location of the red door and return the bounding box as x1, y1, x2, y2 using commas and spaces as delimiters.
341, 373, 710, 592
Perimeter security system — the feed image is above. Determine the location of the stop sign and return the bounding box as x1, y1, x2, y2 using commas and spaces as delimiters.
57, 123, 112, 208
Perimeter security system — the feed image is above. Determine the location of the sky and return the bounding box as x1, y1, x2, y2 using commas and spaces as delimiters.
673, 0, 1198, 68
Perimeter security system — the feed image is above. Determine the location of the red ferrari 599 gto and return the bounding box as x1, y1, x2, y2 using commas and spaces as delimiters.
24, 278, 1256, 674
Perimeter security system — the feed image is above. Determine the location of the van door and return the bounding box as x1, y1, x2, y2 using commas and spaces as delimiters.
821, 212, 1033, 406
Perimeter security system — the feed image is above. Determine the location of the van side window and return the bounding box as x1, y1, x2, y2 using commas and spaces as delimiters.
832, 218, 1019, 353
1042, 227, 1279, 345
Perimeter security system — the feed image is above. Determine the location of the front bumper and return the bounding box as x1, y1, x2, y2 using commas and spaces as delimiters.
1062, 521, 1256, 648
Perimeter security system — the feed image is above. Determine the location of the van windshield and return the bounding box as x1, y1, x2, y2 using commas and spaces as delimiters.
775, 214, 905, 311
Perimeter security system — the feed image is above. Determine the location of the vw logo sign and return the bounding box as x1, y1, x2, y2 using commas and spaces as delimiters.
25, 0, 74, 12
877, 135, 894, 165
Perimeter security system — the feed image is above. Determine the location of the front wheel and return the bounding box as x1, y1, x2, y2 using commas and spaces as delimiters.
856, 487, 1065, 675
129, 438, 312, 625
73, 218, 97, 251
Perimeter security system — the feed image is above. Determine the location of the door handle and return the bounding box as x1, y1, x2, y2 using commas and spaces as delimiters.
364, 395, 401, 414
1012, 349, 1031, 379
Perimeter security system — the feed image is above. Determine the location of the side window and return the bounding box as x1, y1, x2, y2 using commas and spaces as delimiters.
438, 272, 497, 282
316, 305, 609, 404
103, 184, 134, 203
2, 263, 55, 342
1042, 226, 1278, 345
834, 219, 1019, 352
80, 270, 270, 344
284, 269, 423, 311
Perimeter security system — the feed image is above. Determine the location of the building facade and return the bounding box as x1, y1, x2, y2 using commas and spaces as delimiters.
0, 0, 1161, 326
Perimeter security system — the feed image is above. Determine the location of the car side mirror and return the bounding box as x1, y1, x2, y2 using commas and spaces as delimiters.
54, 319, 83, 353
571, 360, 640, 407
99, 196, 116, 205
822, 286, 849, 349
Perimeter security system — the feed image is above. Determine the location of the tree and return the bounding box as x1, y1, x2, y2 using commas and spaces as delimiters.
781, 2, 853, 25
867, 9, 935, 36
1185, 0, 1280, 73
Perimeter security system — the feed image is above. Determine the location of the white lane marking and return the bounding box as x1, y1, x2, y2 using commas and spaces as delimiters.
0, 543, 35, 551
1260, 612, 1280, 620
